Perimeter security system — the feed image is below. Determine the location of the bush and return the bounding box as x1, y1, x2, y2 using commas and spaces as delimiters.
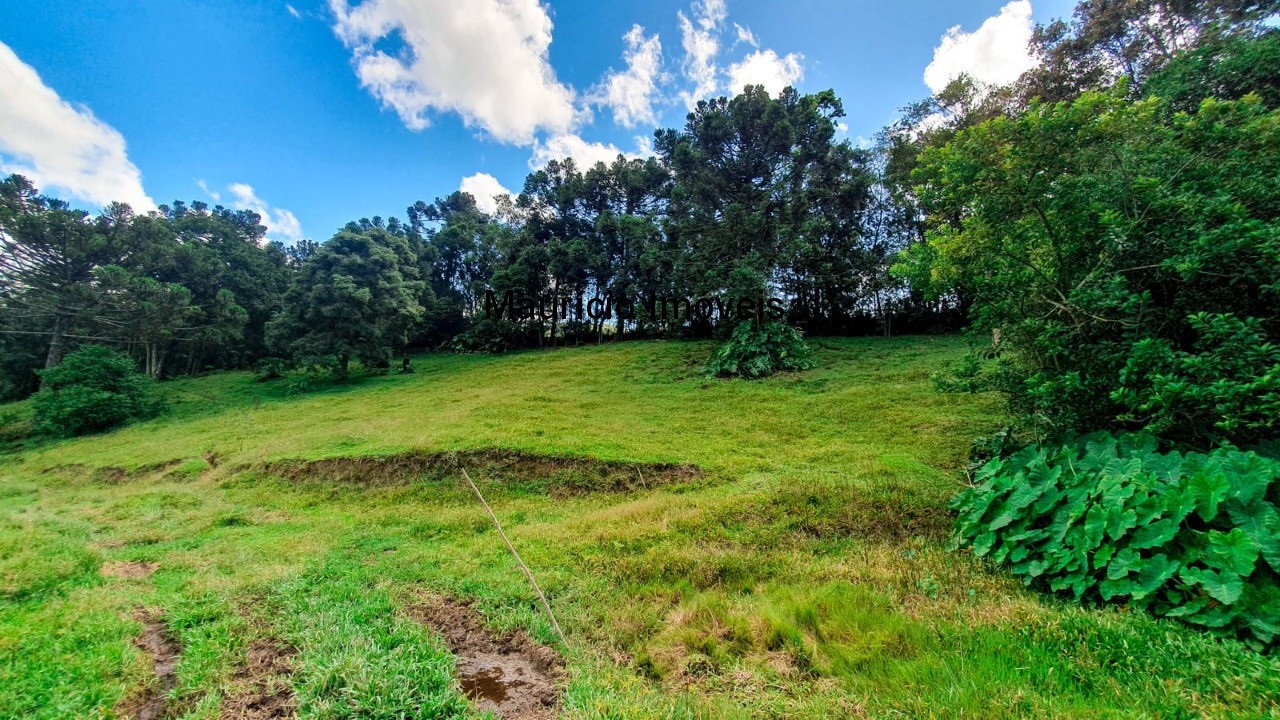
1114, 313, 1280, 446
253, 357, 288, 382
449, 319, 532, 354
953, 433, 1280, 650
32, 345, 163, 437
705, 321, 816, 379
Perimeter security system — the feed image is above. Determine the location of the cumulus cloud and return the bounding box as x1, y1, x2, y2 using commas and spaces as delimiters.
923, 0, 1035, 93
225, 183, 304, 244
726, 48, 803, 96
0, 41, 154, 211
329, 0, 577, 145
590, 24, 664, 129
530, 133, 654, 170
458, 172, 511, 214
677, 0, 727, 106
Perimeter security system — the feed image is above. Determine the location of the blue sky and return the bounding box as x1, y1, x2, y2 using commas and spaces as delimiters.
0, 0, 1074, 244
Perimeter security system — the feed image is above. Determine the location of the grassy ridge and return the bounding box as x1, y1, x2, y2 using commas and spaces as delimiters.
1, 336, 1277, 718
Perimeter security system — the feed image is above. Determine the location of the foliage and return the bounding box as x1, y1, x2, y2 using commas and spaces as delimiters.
705, 321, 816, 379
253, 357, 288, 382
31, 345, 163, 436
267, 228, 426, 380
953, 433, 1280, 649
899, 90, 1280, 446
1145, 28, 1280, 110
1114, 313, 1280, 441
448, 318, 530, 354
1021, 0, 1279, 103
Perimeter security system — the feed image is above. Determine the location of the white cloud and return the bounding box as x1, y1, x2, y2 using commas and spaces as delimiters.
286, 4, 301, 18
195, 178, 221, 201
733, 23, 758, 48
726, 49, 803, 96
226, 182, 304, 244
530, 133, 653, 170
458, 172, 511, 214
590, 24, 664, 129
330, 0, 577, 145
923, 0, 1035, 93
677, 0, 727, 106
0, 41, 154, 211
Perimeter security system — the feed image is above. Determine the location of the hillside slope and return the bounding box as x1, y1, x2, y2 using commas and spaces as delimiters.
2, 337, 1276, 718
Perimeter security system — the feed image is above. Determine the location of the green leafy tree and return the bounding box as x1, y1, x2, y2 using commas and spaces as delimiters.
0, 176, 129, 371
898, 90, 1280, 446
1022, 0, 1279, 102
267, 227, 425, 380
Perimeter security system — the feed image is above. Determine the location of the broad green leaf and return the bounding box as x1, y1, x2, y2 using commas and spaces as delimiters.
972, 530, 997, 556
1203, 528, 1258, 576
1129, 518, 1179, 550
1189, 466, 1231, 521
1132, 554, 1179, 599
1225, 501, 1280, 571
1083, 505, 1107, 549
1219, 451, 1276, 505
1105, 506, 1138, 540
1107, 547, 1141, 580
1180, 566, 1244, 605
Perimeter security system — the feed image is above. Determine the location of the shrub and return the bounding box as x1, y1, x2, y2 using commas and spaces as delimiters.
952, 433, 1280, 650
705, 321, 816, 379
450, 319, 531, 354
1113, 313, 1280, 446
253, 357, 288, 382
32, 345, 163, 437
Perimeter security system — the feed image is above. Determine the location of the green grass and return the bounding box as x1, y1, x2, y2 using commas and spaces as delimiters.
1, 336, 1276, 718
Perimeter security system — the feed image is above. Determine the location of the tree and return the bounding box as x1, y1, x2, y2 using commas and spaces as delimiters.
1021, 0, 1280, 102
660, 88, 867, 316
898, 90, 1280, 446
0, 176, 129, 370
267, 227, 425, 380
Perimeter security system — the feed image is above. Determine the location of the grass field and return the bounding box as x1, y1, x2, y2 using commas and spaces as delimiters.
1, 336, 1277, 718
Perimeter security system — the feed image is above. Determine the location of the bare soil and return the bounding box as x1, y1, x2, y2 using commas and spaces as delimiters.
259, 448, 702, 495
410, 595, 564, 720
116, 608, 180, 720
221, 638, 297, 719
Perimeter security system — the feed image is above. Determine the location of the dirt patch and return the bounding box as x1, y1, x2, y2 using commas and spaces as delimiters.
43, 460, 184, 484
258, 448, 703, 496
101, 561, 159, 579
117, 607, 180, 720
410, 595, 564, 720
221, 638, 297, 719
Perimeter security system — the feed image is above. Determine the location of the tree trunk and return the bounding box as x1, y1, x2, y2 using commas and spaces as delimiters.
44, 313, 69, 371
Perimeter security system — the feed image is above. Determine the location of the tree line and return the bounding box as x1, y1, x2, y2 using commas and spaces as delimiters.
0, 87, 944, 397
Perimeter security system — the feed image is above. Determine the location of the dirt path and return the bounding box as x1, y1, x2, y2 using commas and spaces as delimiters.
117, 608, 180, 720
411, 595, 564, 720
